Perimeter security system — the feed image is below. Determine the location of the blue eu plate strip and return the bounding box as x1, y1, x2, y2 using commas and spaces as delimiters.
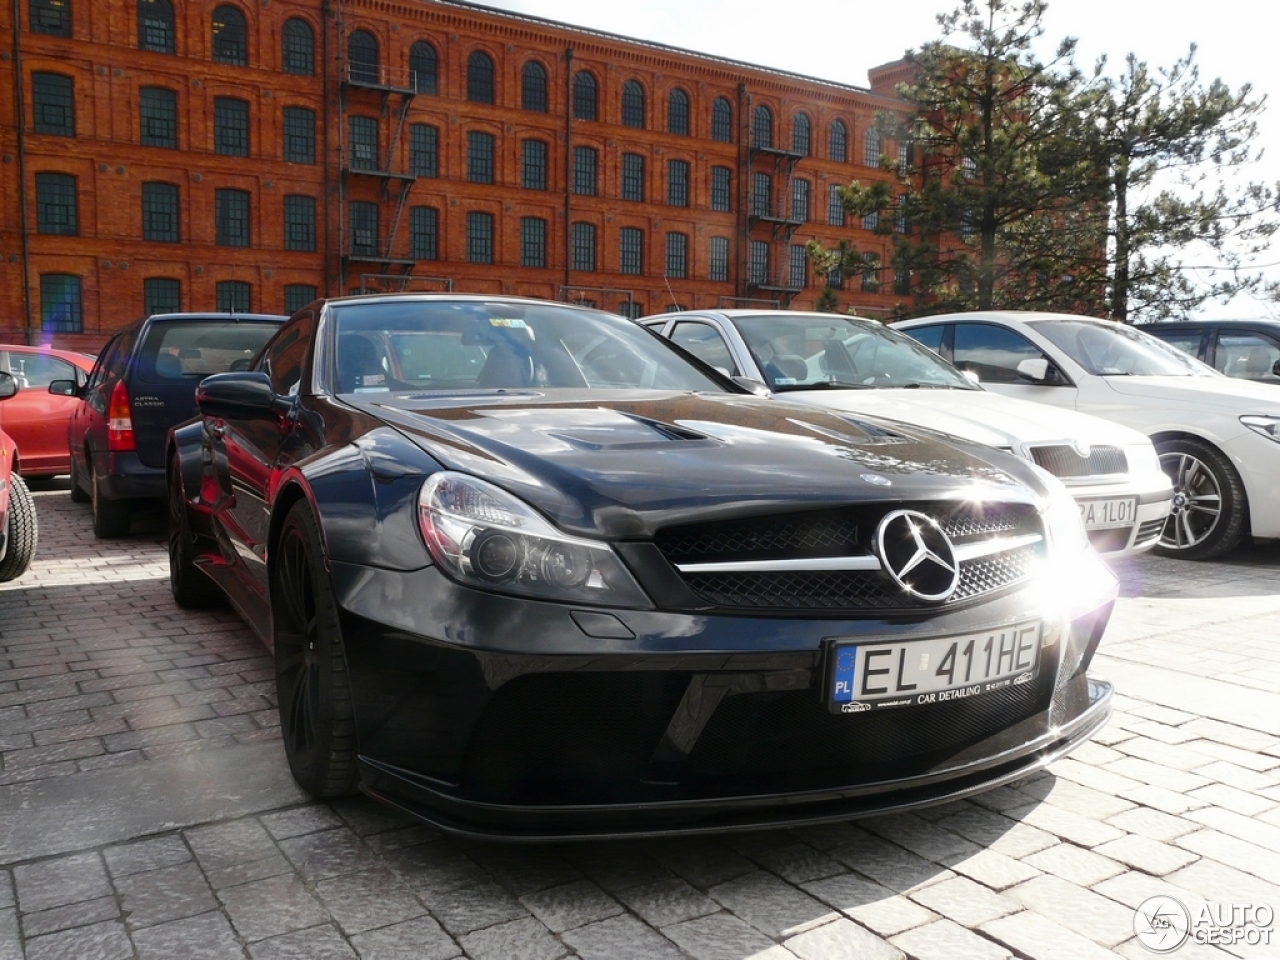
832, 646, 857, 703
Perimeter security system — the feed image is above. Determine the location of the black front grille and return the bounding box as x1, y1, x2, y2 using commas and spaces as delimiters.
658, 502, 1042, 613
1136, 518, 1166, 543
1087, 527, 1132, 553
1031, 444, 1127, 478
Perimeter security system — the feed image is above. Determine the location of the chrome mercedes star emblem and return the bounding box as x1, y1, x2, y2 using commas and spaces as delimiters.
875, 509, 960, 602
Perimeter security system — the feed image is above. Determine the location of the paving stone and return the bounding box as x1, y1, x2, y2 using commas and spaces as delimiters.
1092, 870, 1203, 911
21, 895, 119, 938
827, 833, 953, 894
908, 876, 1020, 928
0, 908, 20, 960
133, 910, 247, 960
1192, 761, 1277, 793
260, 805, 346, 840
1119, 783, 1209, 815
1007, 874, 1135, 947
247, 923, 358, 959
218, 872, 329, 942
981, 909, 1123, 960
23, 919, 133, 960
615, 878, 718, 928
419, 881, 528, 936
709, 869, 837, 939
654, 841, 756, 889
279, 828, 380, 881
784, 916, 904, 959
205, 853, 294, 892
186, 819, 279, 873
863, 813, 982, 861
663, 912, 779, 960
1175, 830, 1280, 887
1187, 806, 1280, 855
1007, 801, 1126, 848
312, 867, 425, 936
102, 835, 191, 878
562, 842, 673, 894
939, 848, 1043, 891
520, 879, 622, 933
752, 843, 846, 885
114, 861, 218, 928
348, 916, 460, 960
0, 874, 11, 911
13, 852, 111, 913
457, 916, 568, 960
1048, 757, 1146, 796
1105, 806, 1200, 843
383, 842, 487, 895
471, 848, 584, 897
890, 918, 1014, 960
561, 913, 687, 960
934, 806, 1059, 859
1022, 843, 1125, 887
1092, 833, 1200, 876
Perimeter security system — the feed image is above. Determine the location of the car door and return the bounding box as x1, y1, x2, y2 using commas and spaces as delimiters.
667, 319, 746, 378
949, 322, 1081, 410
0, 351, 82, 474
210, 311, 315, 600
1209, 330, 1280, 384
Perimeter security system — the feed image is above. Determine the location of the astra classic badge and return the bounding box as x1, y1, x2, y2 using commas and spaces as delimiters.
875, 509, 960, 602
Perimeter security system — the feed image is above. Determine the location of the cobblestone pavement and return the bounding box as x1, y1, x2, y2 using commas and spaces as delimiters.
4, 484, 1280, 960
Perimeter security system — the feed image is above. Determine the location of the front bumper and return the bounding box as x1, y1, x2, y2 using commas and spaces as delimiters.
97, 451, 166, 501
331, 549, 1117, 839
1062, 477, 1172, 557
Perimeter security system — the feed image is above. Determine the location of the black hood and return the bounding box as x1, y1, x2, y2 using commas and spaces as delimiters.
345, 390, 1046, 538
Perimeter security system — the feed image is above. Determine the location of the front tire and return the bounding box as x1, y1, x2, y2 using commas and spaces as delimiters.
167, 453, 220, 608
272, 500, 358, 797
0, 473, 38, 582
90, 459, 131, 539
1154, 437, 1247, 560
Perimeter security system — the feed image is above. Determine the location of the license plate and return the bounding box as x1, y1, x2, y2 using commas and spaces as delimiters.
1078, 497, 1136, 530
829, 621, 1042, 713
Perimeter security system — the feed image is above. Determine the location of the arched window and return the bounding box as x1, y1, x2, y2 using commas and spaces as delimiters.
138, 0, 174, 54
347, 29, 378, 85
829, 119, 848, 162
409, 40, 437, 94
281, 18, 314, 75
211, 5, 247, 66
791, 113, 811, 156
752, 105, 773, 149
522, 61, 547, 112
621, 80, 645, 128
467, 50, 495, 103
667, 89, 689, 136
573, 70, 597, 121
711, 97, 732, 143
863, 128, 881, 166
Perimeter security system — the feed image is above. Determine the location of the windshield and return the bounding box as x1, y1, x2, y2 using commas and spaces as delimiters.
1031, 318, 1215, 377
733, 314, 977, 391
330, 299, 726, 394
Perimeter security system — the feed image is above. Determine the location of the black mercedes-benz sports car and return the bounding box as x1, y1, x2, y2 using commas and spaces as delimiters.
167, 295, 1117, 839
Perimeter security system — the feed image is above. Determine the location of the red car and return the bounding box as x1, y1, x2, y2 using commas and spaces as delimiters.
0, 343, 97, 478
0, 371, 38, 582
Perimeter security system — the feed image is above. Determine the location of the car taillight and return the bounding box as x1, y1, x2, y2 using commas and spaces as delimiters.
107, 379, 135, 452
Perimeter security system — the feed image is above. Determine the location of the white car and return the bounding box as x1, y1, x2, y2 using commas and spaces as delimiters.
895, 310, 1280, 559
643, 310, 1172, 558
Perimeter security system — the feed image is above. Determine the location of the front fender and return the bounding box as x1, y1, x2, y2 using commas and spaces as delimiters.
294, 428, 444, 572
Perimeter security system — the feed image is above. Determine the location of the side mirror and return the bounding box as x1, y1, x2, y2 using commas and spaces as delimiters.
1016, 358, 1051, 383
0, 371, 15, 400
48, 378, 78, 397
196, 371, 289, 421
1272, 358, 1280, 378
732, 376, 772, 397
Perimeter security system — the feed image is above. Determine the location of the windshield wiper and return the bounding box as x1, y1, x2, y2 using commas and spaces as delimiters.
773, 380, 876, 391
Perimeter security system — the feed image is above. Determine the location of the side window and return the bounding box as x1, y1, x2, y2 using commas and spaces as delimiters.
952, 324, 1045, 383
259, 312, 314, 396
4, 353, 74, 388
89, 334, 130, 390
670, 322, 737, 374
1215, 332, 1280, 382
1155, 331, 1204, 360
904, 324, 945, 355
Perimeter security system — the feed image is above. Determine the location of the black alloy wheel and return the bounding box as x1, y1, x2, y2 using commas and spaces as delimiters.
1155, 437, 1247, 560
167, 453, 220, 608
0, 472, 38, 582
89, 457, 131, 538
272, 500, 358, 797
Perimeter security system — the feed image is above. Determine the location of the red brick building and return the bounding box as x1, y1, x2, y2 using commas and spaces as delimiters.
1, 0, 917, 351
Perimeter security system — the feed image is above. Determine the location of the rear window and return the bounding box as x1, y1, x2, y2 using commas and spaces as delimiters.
137, 320, 279, 382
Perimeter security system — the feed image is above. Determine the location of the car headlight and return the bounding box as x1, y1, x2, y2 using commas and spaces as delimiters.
1125, 441, 1162, 476
418, 472, 651, 608
1241, 415, 1280, 443
1040, 476, 1089, 556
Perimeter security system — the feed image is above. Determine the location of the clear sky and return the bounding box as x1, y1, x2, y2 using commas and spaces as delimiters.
479, 0, 1279, 319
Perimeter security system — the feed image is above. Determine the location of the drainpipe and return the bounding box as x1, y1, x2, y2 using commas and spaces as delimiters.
563, 47, 572, 296
321, 0, 333, 296
11, 0, 34, 344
